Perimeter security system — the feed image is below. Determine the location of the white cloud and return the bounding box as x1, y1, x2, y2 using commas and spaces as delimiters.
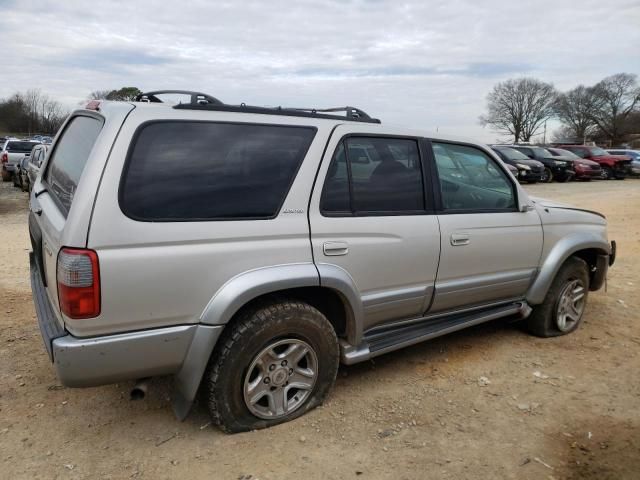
0, 0, 638, 141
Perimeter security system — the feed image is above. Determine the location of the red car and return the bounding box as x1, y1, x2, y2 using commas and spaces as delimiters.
546, 147, 602, 180
557, 145, 632, 180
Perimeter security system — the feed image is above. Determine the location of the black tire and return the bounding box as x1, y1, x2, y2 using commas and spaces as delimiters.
541, 168, 553, 183
601, 166, 613, 180
1, 169, 10, 182
526, 257, 589, 338
205, 299, 339, 433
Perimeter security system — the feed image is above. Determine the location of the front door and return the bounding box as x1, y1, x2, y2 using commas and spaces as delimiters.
429, 141, 543, 313
309, 126, 441, 333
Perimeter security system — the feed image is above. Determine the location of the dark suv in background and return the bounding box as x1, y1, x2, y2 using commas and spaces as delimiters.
490, 146, 544, 183
557, 145, 631, 180
506, 145, 574, 183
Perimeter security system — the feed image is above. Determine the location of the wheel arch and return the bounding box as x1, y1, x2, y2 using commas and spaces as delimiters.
527, 234, 610, 305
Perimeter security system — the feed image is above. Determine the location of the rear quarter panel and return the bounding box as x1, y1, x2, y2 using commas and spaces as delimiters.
82, 108, 335, 338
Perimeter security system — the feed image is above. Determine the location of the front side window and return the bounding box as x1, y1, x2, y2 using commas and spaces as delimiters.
433, 142, 516, 211
120, 122, 316, 221
45, 115, 103, 216
321, 136, 425, 215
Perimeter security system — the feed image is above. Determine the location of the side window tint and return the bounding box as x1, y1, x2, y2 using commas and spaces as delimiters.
320, 143, 350, 213
321, 137, 425, 215
433, 143, 516, 211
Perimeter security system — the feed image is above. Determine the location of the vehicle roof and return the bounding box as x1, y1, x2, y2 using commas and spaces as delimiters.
74, 100, 492, 150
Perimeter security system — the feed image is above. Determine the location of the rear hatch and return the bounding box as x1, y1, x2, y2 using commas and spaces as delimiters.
29, 104, 134, 338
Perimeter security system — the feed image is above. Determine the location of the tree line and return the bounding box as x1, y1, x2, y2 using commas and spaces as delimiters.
0, 87, 142, 137
480, 73, 640, 145
0, 89, 68, 135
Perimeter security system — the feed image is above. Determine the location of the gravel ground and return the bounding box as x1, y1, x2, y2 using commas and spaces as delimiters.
1, 179, 639, 480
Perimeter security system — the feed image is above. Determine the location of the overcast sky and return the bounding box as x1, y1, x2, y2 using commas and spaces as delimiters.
0, 0, 638, 141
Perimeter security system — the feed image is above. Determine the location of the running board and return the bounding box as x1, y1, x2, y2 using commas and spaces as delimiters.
340, 301, 531, 365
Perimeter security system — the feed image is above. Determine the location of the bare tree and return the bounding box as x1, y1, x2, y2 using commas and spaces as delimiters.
554, 85, 598, 142
589, 73, 640, 145
480, 78, 557, 143
88, 89, 112, 100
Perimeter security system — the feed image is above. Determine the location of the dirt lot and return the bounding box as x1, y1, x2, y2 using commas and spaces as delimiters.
1, 179, 639, 480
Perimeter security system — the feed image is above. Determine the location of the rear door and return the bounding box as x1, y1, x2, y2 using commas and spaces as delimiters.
429, 140, 542, 312
309, 125, 441, 334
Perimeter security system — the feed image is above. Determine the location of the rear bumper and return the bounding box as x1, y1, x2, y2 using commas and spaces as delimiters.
30, 252, 223, 392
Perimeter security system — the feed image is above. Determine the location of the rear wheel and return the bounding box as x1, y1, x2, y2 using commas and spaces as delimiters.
205, 299, 339, 433
527, 257, 589, 337
1, 169, 10, 182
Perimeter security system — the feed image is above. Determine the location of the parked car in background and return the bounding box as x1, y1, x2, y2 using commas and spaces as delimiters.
1, 139, 40, 182
506, 145, 574, 183
505, 163, 518, 177
40, 136, 53, 145
25, 144, 49, 191
546, 147, 602, 181
16, 155, 32, 191
490, 146, 544, 183
558, 145, 632, 180
607, 149, 640, 176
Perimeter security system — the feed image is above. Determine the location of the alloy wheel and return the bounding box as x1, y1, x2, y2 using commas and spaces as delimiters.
555, 279, 586, 332
243, 338, 318, 420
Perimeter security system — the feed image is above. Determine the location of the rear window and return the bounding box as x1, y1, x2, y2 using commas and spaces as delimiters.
120, 121, 316, 221
45, 115, 103, 215
6, 141, 39, 152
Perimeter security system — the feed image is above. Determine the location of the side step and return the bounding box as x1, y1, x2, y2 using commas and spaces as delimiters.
340, 301, 531, 365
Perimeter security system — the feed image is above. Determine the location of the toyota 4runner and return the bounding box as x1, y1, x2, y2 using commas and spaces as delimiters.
29, 90, 616, 433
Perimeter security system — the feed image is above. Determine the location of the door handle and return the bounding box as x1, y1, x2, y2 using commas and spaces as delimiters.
450, 233, 470, 246
323, 242, 349, 256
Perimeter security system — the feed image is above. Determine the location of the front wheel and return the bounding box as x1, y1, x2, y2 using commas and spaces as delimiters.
205, 299, 340, 433
541, 168, 553, 183
601, 166, 613, 180
527, 257, 589, 337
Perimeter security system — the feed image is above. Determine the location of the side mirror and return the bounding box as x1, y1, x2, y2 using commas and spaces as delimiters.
521, 204, 535, 212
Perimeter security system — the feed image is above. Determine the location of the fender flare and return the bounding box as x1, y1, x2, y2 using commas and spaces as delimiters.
526, 233, 610, 305
199, 263, 321, 325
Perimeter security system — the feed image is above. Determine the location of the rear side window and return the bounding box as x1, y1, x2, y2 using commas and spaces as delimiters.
120, 122, 316, 221
321, 136, 425, 215
6, 141, 39, 152
46, 115, 103, 215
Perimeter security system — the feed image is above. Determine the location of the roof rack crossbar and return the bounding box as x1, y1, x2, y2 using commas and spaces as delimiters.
134, 90, 223, 106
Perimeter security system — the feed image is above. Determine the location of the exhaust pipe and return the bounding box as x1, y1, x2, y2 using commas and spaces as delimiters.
130, 378, 150, 401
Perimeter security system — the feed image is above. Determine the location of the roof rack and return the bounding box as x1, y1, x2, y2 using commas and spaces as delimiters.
173, 102, 380, 123
134, 90, 223, 106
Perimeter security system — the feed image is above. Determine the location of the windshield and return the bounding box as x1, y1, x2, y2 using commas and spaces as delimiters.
550, 148, 579, 159
589, 147, 609, 156
6, 141, 39, 153
532, 147, 553, 158
494, 147, 529, 161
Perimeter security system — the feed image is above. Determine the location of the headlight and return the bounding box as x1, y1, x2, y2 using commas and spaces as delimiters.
554, 161, 567, 166
515, 163, 531, 171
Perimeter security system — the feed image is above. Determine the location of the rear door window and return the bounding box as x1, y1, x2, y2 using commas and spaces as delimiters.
120, 121, 316, 221
45, 115, 104, 216
321, 136, 426, 215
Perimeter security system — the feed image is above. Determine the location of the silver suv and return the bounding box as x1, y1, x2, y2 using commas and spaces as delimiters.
29, 90, 615, 433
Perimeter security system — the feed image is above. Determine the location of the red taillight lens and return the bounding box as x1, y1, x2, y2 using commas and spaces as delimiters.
57, 248, 101, 319
1, 153, 7, 164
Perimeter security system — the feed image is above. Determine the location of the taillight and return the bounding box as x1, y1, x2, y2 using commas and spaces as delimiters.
1, 153, 7, 164
57, 248, 101, 319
